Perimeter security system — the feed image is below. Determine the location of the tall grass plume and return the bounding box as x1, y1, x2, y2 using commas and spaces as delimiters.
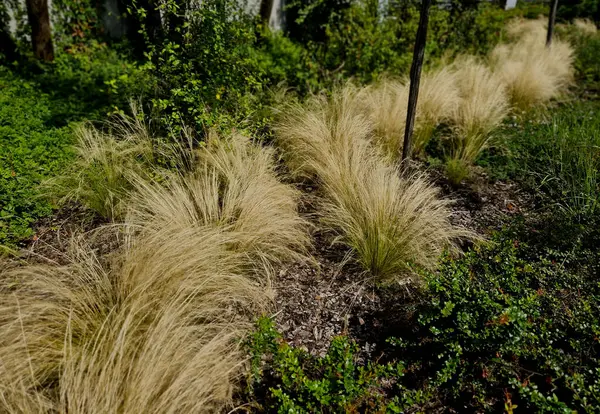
276, 88, 471, 280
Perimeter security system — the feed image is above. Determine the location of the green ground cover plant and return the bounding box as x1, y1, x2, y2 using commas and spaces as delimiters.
0, 69, 74, 247
0, 43, 143, 247
244, 218, 600, 412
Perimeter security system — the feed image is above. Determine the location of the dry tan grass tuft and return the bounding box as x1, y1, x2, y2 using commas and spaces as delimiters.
276, 88, 472, 280
45, 116, 154, 221
0, 228, 270, 413
354, 68, 458, 160
449, 56, 509, 163
1, 127, 308, 411
506, 17, 547, 44
573, 18, 598, 35
356, 80, 408, 160
412, 67, 460, 156
320, 166, 470, 279
126, 134, 310, 267
491, 20, 574, 110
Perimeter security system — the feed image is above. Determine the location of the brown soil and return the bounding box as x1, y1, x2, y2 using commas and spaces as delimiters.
18, 203, 121, 266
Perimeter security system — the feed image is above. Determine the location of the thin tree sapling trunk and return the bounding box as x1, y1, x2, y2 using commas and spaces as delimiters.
401, 0, 432, 167
259, 0, 274, 25
546, 0, 559, 47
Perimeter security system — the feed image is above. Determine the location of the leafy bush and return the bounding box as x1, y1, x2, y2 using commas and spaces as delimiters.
253, 31, 322, 94
0, 69, 74, 247
245, 318, 427, 413
446, 2, 547, 56
398, 226, 600, 412
130, 0, 265, 136
573, 31, 600, 91
557, 0, 599, 22
35, 42, 149, 121
288, 0, 548, 87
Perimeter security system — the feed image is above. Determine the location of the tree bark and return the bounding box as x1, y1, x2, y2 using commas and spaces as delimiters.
401, 0, 432, 167
26, 0, 54, 61
546, 0, 558, 47
0, 25, 18, 62
259, 0, 274, 25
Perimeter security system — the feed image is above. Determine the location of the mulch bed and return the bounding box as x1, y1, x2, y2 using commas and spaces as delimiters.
17, 203, 120, 266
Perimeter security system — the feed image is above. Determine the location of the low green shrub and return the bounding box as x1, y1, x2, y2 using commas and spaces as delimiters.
0, 42, 143, 247
244, 318, 430, 413
244, 218, 600, 412
574, 33, 600, 91
35, 41, 149, 121
399, 226, 600, 412
0, 69, 74, 247
558, 0, 599, 22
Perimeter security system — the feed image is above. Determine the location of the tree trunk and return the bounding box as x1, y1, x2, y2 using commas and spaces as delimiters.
401, 0, 432, 167
26, 0, 54, 61
0, 24, 18, 62
259, 0, 274, 25
546, 0, 558, 47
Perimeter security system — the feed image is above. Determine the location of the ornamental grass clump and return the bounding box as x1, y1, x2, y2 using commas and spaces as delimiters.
46, 121, 153, 221
357, 68, 458, 160
448, 56, 509, 180
0, 228, 270, 413
411, 67, 460, 156
492, 18, 574, 109
126, 134, 310, 268
276, 86, 471, 281
1, 129, 308, 412
357, 80, 408, 160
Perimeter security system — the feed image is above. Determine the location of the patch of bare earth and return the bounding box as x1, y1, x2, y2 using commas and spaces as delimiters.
18, 203, 122, 266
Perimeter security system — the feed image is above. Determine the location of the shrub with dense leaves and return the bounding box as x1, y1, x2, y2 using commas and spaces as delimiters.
130, 0, 265, 136
243, 219, 600, 412
388, 213, 600, 412
0, 69, 74, 247
244, 317, 429, 413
